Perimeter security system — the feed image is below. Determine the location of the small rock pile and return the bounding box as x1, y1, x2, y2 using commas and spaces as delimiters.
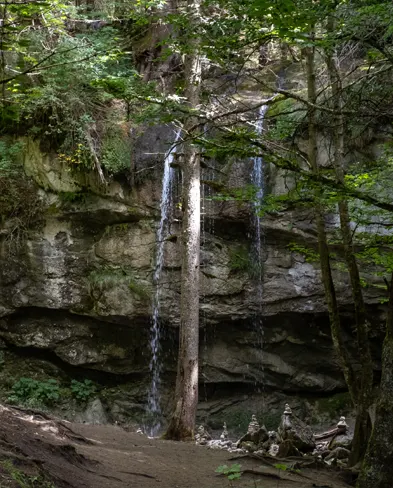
195, 404, 354, 465
313, 416, 353, 466
196, 423, 243, 453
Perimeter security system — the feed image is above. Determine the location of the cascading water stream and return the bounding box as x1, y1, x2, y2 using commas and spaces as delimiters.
250, 103, 269, 393
147, 129, 181, 436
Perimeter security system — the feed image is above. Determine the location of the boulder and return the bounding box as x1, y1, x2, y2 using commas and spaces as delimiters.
83, 398, 108, 425
329, 433, 353, 450
325, 447, 351, 463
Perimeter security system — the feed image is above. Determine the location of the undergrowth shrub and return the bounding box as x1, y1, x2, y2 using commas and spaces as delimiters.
10, 30, 135, 178
228, 245, 250, 273
0, 140, 43, 251
101, 124, 131, 174
0, 460, 55, 488
228, 244, 262, 278
215, 464, 242, 485
71, 379, 96, 403
8, 378, 60, 407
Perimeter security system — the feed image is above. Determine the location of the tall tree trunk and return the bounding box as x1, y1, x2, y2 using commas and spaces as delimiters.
305, 39, 358, 405
165, 0, 202, 441
325, 28, 373, 465
357, 271, 393, 488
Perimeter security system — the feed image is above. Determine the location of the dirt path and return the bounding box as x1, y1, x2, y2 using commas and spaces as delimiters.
0, 405, 352, 488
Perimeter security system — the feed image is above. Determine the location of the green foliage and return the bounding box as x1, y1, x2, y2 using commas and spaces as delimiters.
355, 246, 393, 272
8, 378, 60, 407
215, 464, 242, 482
0, 139, 43, 250
0, 140, 24, 175
228, 244, 263, 279
228, 245, 251, 273
88, 267, 126, 288
0, 460, 55, 488
209, 183, 258, 203
274, 462, 301, 474
101, 125, 132, 174
88, 267, 149, 300
287, 243, 319, 263
1, 19, 137, 181
71, 379, 96, 403
128, 280, 150, 300
267, 98, 306, 141
273, 463, 288, 471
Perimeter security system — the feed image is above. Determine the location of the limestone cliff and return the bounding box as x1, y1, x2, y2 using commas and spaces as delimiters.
0, 128, 386, 430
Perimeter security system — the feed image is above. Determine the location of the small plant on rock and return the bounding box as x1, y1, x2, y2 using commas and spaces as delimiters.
71, 379, 96, 403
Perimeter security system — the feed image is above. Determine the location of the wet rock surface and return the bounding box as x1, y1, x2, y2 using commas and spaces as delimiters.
0, 133, 386, 425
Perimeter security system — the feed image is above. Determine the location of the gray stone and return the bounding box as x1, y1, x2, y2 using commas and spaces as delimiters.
325, 447, 351, 462
329, 433, 353, 450
83, 398, 108, 425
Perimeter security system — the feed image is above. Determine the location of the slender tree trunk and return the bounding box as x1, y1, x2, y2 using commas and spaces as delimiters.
165, 0, 202, 441
357, 271, 393, 488
305, 39, 358, 404
325, 32, 373, 465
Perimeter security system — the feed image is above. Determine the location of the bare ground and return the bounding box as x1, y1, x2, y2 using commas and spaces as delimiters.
0, 405, 354, 488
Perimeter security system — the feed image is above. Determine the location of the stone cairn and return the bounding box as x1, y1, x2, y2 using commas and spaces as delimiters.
194, 405, 354, 465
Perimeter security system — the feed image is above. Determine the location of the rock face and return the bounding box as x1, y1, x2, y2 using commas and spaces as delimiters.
0, 129, 387, 427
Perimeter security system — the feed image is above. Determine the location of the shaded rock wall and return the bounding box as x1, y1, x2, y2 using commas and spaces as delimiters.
0, 128, 387, 428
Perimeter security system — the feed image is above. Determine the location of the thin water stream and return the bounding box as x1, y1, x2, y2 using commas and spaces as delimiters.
250, 104, 269, 395
147, 129, 181, 436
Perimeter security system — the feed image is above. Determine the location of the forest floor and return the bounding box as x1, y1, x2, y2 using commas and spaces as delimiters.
0, 404, 353, 488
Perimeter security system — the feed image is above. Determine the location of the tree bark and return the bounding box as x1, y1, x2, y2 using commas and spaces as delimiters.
357, 271, 393, 488
165, 0, 202, 441
325, 28, 373, 465
305, 38, 358, 405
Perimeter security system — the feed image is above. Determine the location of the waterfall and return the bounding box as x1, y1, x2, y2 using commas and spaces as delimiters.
147, 129, 181, 436
251, 104, 269, 281
250, 103, 269, 391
